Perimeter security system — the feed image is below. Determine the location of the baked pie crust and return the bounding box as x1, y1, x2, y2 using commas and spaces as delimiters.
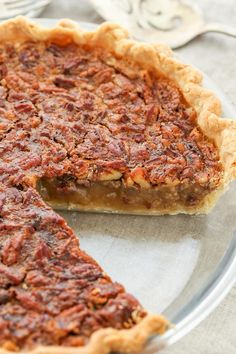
0, 16, 235, 353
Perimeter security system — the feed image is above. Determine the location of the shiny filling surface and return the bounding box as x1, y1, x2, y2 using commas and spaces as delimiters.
0, 40, 222, 189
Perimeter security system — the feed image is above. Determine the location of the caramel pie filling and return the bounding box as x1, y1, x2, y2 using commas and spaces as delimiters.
38, 176, 219, 213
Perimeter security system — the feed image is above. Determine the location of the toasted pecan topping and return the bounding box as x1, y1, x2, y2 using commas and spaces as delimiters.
0, 40, 222, 349
0, 41, 222, 188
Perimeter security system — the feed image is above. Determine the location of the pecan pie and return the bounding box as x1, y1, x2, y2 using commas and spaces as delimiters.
0, 16, 236, 353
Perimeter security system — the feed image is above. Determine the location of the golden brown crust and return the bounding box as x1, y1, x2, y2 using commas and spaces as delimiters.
0, 314, 168, 354
0, 16, 235, 352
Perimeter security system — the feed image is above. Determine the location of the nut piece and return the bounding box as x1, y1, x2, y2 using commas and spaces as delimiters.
98, 169, 122, 181
130, 167, 151, 189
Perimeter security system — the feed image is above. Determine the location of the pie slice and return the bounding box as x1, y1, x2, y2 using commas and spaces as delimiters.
0, 16, 236, 353
0, 185, 167, 352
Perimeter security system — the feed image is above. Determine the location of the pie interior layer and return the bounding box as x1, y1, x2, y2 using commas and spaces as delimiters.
0, 15, 236, 354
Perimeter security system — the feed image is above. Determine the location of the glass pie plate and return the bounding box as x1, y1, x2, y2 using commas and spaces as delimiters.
33, 18, 236, 352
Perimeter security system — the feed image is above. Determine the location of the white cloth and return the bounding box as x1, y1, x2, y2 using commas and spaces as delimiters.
41, 1, 236, 353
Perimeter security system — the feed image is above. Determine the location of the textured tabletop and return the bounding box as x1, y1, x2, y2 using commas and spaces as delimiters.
41, 1, 236, 353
